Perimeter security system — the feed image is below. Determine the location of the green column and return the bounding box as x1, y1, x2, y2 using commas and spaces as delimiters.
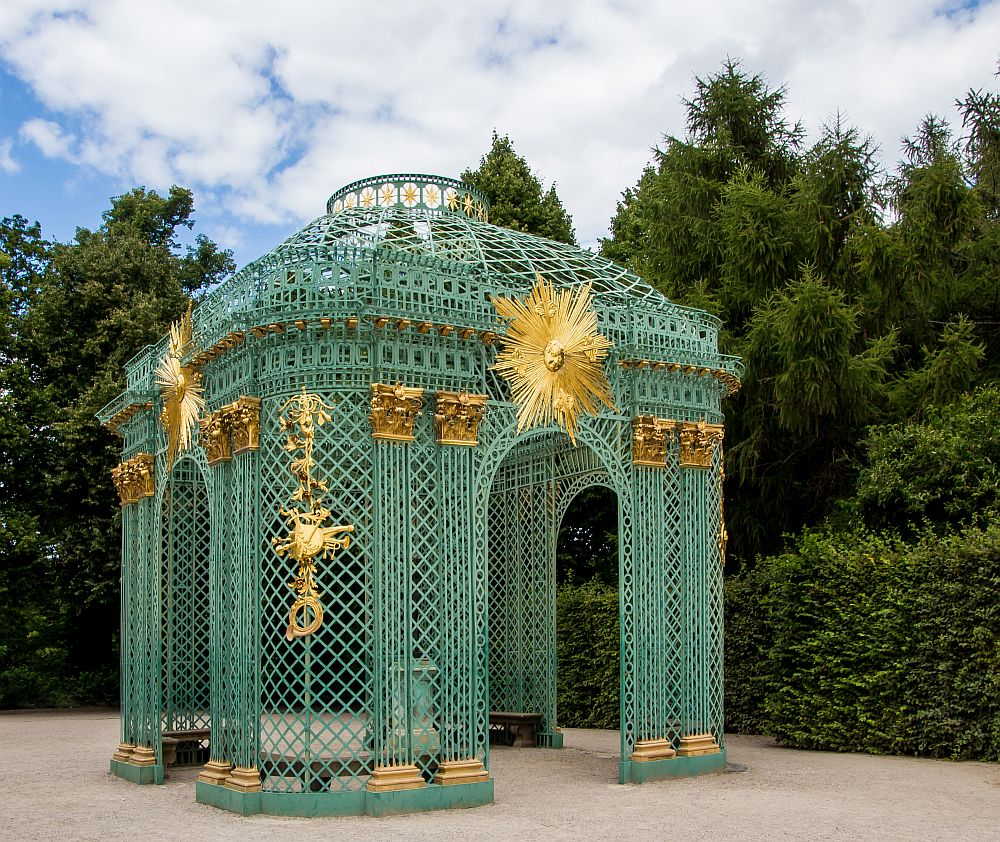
369, 437, 427, 790
432, 440, 490, 783
113, 497, 139, 762
677, 423, 723, 757
200, 454, 234, 784
134, 489, 161, 773
223, 446, 262, 791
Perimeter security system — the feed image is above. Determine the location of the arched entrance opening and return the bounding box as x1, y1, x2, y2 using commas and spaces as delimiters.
486, 430, 619, 750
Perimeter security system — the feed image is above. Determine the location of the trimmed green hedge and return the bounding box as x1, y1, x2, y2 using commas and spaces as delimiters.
723, 564, 775, 734
556, 581, 619, 728
726, 524, 1000, 760
766, 525, 1000, 759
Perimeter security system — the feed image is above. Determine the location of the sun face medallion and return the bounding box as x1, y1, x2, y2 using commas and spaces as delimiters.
491, 275, 616, 443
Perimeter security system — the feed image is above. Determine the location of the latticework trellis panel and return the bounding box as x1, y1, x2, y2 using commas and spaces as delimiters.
486, 426, 628, 748
628, 459, 685, 747
258, 391, 373, 794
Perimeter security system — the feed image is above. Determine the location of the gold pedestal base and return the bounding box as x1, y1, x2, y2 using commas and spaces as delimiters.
676, 733, 720, 757
112, 742, 135, 763
432, 758, 490, 786
198, 759, 233, 785
630, 738, 677, 762
130, 745, 157, 767
367, 763, 427, 792
224, 765, 262, 792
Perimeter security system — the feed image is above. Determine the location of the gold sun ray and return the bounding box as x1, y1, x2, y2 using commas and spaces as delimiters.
491, 275, 616, 443
154, 302, 206, 468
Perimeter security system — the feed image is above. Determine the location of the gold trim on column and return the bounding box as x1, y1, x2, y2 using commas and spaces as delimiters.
676, 733, 720, 756
432, 757, 490, 785
198, 411, 232, 465
224, 765, 262, 792
367, 763, 427, 792
129, 745, 157, 766
434, 391, 488, 446
678, 420, 724, 468
198, 395, 261, 465
630, 738, 677, 762
111, 453, 154, 506
719, 463, 728, 565
111, 742, 135, 763
197, 759, 233, 785
227, 396, 261, 454
631, 416, 675, 466
369, 383, 424, 441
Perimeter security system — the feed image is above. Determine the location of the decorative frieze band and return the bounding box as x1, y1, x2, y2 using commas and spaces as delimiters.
435, 391, 488, 446
369, 383, 424, 441
198, 396, 261, 466
111, 453, 154, 506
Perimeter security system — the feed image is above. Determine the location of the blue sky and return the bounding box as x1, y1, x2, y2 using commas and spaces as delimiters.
1, 1, 999, 269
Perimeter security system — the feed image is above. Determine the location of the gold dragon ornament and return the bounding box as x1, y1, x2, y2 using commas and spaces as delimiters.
155, 302, 206, 468
491, 275, 616, 443
272, 388, 355, 641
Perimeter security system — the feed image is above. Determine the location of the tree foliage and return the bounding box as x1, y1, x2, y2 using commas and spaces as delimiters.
462, 131, 576, 244
602, 59, 999, 564
0, 189, 232, 707
725, 384, 1000, 758
556, 487, 618, 586
849, 385, 1000, 537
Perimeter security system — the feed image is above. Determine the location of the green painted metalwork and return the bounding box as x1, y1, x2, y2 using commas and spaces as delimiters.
100, 173, 741, 816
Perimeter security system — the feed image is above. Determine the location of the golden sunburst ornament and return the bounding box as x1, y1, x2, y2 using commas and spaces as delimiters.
155, 302, 205, 468
492, 275, 616, 443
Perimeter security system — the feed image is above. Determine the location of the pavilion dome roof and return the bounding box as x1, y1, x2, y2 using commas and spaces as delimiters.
102, 173, 742, 424
266, 173, 688, 311
153, 174, 741, 387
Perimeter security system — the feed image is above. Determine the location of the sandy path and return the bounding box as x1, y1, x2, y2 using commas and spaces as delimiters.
1, 708, 997, 841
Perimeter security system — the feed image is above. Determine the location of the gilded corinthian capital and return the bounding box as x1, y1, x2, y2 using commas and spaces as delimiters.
678, 420, 724, 468
435, 391, 488, 446
198, 396, 261, 466
631, 416, 675, 466
226, 396, 261, 454
369, 383, 424, 441
111, 453, 155, 506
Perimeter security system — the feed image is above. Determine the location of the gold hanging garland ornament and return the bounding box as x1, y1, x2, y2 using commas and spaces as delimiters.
155, 302, 206, 468
272, 387, 355, 641
491, 275, 616, 443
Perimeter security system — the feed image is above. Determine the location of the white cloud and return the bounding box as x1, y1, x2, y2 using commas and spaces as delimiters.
1, 1, 999, 259
204, 223, 246, 253
19, 118, 76, 159
0, 137, 20, 173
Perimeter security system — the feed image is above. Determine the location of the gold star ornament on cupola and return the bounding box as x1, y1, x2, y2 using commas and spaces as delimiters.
155, 302, 206, 468
491, 275, 617, 443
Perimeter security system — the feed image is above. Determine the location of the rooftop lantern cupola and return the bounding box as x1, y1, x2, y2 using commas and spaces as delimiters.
327, 174, 490, 221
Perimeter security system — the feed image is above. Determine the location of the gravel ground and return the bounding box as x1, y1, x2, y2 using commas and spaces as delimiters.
1, 708, 998, 841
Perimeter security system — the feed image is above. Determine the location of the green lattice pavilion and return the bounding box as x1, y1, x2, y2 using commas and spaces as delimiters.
99, 173, 743, 817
